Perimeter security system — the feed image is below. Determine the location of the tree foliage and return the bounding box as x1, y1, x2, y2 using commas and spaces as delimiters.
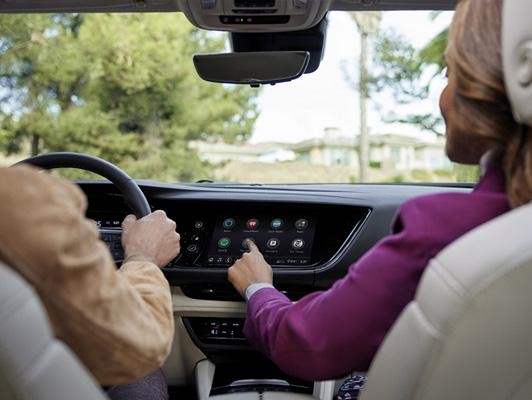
0, 13, 259, 181
369, 15, 448, 136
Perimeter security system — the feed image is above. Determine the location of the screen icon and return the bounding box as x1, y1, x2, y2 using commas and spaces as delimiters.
223, 218, 236, 230
246, 218, 259, 230
266, 238, 280, 249
218, 237, 231, 249
294, 219, 309, 230
291, 238, 305, 249
241, 238, 256, 250
270, 218, 284, 229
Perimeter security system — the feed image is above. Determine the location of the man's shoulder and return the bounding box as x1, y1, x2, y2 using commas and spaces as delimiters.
0, 165, 86, 209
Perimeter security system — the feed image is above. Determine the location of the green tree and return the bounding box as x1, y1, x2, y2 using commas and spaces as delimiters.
367, 13, 481, 182
369, 24, 447, 136
365, 11, 447, 134
0, 13, 259, 181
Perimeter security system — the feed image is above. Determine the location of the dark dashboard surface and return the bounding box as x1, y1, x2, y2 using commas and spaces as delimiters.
81, 180, 470, 300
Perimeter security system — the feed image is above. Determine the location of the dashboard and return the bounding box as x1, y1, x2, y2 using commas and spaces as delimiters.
79, 179, 471, 389
82, 180, 470, 299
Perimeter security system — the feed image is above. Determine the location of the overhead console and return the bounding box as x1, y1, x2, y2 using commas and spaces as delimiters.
179, 0, 331, 32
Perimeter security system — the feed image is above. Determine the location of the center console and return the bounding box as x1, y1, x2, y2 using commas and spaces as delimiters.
195, 359, 336, 400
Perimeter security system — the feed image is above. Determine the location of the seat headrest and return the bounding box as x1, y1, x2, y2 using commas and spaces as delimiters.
502, 0, 532, 126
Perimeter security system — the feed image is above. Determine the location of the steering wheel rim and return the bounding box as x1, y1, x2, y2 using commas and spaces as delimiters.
16, 152, 151, 218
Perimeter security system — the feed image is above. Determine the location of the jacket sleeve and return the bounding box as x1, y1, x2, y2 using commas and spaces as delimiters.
243, 200, 434, 381
0, 166, 174, 385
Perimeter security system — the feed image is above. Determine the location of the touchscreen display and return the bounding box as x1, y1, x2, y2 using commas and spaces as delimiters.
204, 215, 316, 267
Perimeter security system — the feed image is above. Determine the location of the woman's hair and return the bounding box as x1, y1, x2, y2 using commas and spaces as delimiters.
447, 0, 532, 208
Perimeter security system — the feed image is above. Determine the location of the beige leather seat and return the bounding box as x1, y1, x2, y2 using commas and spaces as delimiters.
360, 1, 532, 398
360, 202, 532, 399
0, 262, 107, 400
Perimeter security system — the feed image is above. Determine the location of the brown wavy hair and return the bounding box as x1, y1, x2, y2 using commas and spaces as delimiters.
447, 0, 531, 208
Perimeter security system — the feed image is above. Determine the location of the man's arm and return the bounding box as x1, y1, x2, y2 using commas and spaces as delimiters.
0, 166, 179, 385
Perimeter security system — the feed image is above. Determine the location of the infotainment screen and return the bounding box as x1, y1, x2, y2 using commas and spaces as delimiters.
203, 215, 316, 267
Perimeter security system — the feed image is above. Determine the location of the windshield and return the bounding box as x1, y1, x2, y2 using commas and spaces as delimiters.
0, 10, 478, 184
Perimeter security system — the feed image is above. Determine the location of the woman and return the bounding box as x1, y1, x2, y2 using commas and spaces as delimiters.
227, 0, 527, 383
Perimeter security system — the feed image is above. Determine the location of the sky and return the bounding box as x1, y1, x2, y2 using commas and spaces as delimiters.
250, 11, 453, 144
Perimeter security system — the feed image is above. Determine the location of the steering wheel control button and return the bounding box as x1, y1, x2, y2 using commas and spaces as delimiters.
218, 237, 231, 249
294, 219, 309, 231
187, 244, 199, 253
267, 238, 280, 249
291, 238, 305, 249
222, 218, 236, 230
270, 218, 284, 230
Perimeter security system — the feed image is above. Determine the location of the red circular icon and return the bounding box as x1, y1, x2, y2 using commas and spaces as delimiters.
246, 218, 259, 230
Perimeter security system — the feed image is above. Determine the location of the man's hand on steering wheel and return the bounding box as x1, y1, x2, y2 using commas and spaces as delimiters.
121, 210, 181, 268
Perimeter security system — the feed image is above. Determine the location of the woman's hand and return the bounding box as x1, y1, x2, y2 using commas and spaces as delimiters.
228, 239, 273, 297
121, 210, 181, 268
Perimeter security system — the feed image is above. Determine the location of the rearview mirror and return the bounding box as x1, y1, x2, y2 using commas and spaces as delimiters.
193, 51, 310, 87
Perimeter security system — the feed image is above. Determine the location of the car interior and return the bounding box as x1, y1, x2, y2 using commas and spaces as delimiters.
2, 0, 532, 399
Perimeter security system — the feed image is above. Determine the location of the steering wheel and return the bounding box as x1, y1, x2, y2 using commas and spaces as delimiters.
16, 152, 151, 218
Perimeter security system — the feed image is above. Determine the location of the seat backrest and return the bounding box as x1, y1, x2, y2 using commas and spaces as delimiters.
0, 262, 107, 400
360, 202, 532, 400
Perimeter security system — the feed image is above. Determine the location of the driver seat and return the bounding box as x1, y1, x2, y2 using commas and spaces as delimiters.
359, 1, 532, 398
0, 262, 107, 400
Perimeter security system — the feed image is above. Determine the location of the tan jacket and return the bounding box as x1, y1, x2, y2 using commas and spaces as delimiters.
0, 165, 174, 385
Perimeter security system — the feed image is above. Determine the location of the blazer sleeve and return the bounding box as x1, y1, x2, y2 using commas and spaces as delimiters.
243, 199, 434, 381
